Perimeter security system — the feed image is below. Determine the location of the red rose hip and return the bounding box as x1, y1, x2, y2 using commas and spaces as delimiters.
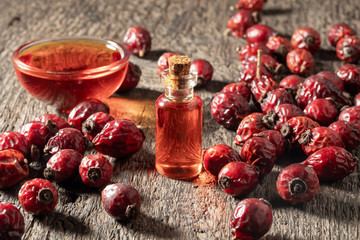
116, 62, 141, 92
44, 127, 86, 154
238, 42, 271, 61
286, 48, 314, 74
263, 103, 305, 131
68, 98, 110, 130
231, 198, 272, 240
102, 183, 141, 221
124, 26, 151, 57
254, 130, 286, 157
316, 71, 344, 91
235, 113, 269, 146
79, 154, 113, 188
211, 92, 251, 130
190, 59, 214, 87
93, 119, 144, 159
329, 120, 360, 150
298, 127, 345, 156
82, 112, 115, 141
221, 83, 251, 101
291, 27, 321, 53
218, 161, 259, 196
35, 114, 69, 131
240, 137, 277, 177
338, 106, 360, 129
303, 98, 338, 126
0, 149, 28, 189
279, 75, 304, 93
202, 144, 242, 176
43, 149, 83, 183
302, 146, 357, 181
261, 88, 296, 114
245, 24, 276, 44
276, 163, 319, 204
227, 10, 256, 38
336, 64, 360, 95
266, 36, 293, 60
336, 35, 360, 63
0, 131, 31, 159
19, 120, 57, 150
18, 178, 58, 215
328, 23, 355, 47
0, 202, 25, 240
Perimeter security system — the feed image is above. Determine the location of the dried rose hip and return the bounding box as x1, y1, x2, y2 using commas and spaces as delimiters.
43, 149, 83, 183
250, 75, 278, 103
211, 92, 251, 130
227, 10, 256, 38
124, 26, 151, 57
0, 131, 31, 159
231, 198, 272, 240
44, 127, 86, 155
82, 112, 115, 141
79, 154, 113, 188
0, 149, 28, 189
354, 93, 360, 106
238, 42, 271, 61
296, 75, 349, 109
336, 35, 360, 63
203, 145, 242, 176
157, 52, 179, 76
35, 114, 70, 130
280, 116, 320, 149
276, 163, 319, 205
18, 178, 58, 215
218, 161, 259, 196
93, 119, 144, 159
279, 75, 304, 93
304, 98, 338, 126
329, 120, 360, 150
286, 48, 314, 74
338, 106, 360, 129
102, 183, 141, 221
235, 113, 269, 145
316, 70, 344, 91
240, 136, 277, 177
298, 127, 345, 156
221, 82, 251, 101
235, 0, 264, 12
336, 64, 360, 95
258, 54, 286, 76
116, 62, 141, 92
261, 88, 295, 114
266, 36, 293, 61
239, 61, 271, 84
245, 24, 276, 44
190, 59, 214, 87
254, 130, 286, 157
291, 27, 321, 53
19, 120, 57, 150
0, 202, 25, 240
263, 103, 305, 131
328, 23, 355, 47
68, 98, 109, 130
302, 146, 357, 181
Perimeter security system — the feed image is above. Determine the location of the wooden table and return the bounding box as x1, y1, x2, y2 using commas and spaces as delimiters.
1, 0, 359, 239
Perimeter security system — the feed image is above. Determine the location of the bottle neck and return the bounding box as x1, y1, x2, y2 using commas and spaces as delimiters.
164, 86, 194, 102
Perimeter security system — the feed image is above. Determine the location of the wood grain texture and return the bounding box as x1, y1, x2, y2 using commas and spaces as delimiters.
0, 0, 360, 239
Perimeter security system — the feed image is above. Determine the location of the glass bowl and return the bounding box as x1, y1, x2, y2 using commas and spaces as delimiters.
12, 37, 130, 112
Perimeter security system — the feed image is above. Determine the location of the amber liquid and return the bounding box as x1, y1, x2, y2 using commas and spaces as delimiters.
14, 40, 127, 111
155, 93, 203, 180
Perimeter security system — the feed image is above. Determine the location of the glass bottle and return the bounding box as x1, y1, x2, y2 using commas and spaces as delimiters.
155, 55, 203, 180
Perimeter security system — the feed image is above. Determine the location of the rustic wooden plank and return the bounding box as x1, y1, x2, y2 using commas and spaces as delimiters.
0, 0, 359, 239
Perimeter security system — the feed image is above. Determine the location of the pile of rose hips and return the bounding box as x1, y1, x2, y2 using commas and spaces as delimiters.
206, 0, 360, 239
0, 98, 145, 239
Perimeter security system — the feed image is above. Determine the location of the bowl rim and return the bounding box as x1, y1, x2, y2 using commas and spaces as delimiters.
11, 36, 130, 78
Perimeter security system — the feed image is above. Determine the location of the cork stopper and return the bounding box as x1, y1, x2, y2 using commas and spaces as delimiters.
168, 55, 191, 77
164, 55, 193, 89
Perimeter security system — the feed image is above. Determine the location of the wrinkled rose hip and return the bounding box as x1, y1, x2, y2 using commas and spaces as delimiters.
276, 163, 319, 205
227, 10, 256, 38
18, 178, 58, 215
291, 27, 321, 53
0, 149, 28, 189
35, 114, 69, 131
82, 112, 115, 141
19, 120, 57, 150
329, 120, 360, 150
0, 202, 25, 240
235, 113, 269, 146
336, 35, 360, 63
190, 59, 214, 87
0, 131, 31, 159
93, 119, 144, 159
79, 154, 113, 188
286, 48, 314, 74
124, 26, 151, 57
303, 98, 338, 126
221, 82, 252, 101
336, 64, 360, 95
245, 24, 276, 44
328, 23, 355, 47
254, 130, 286, 157
44, 127, 86, 155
